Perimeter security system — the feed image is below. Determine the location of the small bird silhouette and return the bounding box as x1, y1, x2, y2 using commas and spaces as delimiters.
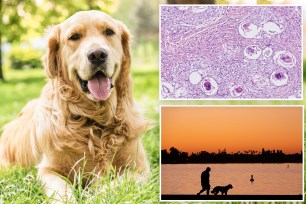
250, 175, 254, 183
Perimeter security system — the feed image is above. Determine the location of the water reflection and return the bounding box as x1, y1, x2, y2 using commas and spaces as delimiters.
161, 163, 302, 195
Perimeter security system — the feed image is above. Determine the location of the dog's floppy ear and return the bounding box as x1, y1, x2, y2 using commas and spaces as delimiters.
117, 21, 131, 78
43, 26, 60, 79
120, 22, 131, 69
114, 21, 150, 136
115, 21, 133, 102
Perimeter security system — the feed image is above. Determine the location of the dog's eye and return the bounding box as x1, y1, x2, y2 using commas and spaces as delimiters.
104, 28, 115, 36
69, 33, 81, 41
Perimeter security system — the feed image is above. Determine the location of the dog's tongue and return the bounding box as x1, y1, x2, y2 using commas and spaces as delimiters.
88, 72, 110, 101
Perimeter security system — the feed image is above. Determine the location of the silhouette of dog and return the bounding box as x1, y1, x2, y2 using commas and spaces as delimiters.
211, 184, 233, 195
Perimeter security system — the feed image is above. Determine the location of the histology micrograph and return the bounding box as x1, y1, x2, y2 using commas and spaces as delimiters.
160, 6, 302, 99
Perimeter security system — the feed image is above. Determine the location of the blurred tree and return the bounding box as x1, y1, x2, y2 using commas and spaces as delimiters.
113, 0, 158, 46
1, 0, 114, 81
134, 0, 158, 43
1, 0, 40, 81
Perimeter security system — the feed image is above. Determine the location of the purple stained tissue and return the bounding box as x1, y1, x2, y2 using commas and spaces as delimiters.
160, 6, 302, 99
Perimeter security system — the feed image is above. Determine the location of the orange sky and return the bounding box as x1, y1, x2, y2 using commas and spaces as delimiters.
161, 106, 303, 154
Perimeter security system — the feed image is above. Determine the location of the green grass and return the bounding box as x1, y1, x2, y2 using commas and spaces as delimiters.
0, 68, 159, 203
0, 69, 46, 127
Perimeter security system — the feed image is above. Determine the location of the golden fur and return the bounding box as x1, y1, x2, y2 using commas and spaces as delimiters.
0, 10, 150, 201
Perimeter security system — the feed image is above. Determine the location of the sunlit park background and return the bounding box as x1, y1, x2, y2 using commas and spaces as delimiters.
0, 0, 305, 203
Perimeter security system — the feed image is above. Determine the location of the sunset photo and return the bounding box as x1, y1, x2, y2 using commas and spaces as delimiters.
161, 106, 303, 201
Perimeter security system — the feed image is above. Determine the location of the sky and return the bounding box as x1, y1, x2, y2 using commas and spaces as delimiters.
161, 106, 303, 154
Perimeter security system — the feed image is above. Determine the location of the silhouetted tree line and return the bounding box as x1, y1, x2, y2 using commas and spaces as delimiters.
161, 147, 302, 164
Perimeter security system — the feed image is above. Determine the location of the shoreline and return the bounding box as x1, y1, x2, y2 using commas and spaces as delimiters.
161, 194, 303, 201
161, 162, 303, 164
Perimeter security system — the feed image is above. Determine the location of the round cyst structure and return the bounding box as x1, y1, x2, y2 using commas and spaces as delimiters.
244, 45, 262, 60
201, 77, 218, 96
270, 71, 288, 86
189, 71, 202, 85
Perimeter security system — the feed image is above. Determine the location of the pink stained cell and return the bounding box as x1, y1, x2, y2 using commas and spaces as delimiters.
160, 6, 302, 99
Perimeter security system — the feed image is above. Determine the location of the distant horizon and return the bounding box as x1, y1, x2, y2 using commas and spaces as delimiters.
162, 147, 302, 155
162, 107, 303, 154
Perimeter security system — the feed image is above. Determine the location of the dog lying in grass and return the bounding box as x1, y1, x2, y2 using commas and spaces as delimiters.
0, 10, 150, 202
211, 184, 233, 195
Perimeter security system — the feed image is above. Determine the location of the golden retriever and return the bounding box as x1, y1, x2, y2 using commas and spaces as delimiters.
0, 10, 150, 201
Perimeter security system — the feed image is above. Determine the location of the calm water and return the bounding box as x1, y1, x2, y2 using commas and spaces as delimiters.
161, 163, 303, 195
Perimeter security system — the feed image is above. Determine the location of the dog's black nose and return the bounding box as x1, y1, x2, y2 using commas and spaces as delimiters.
87, 48, 108, 66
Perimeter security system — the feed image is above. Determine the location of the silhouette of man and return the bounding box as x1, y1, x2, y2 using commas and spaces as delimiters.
197, 167, 211, 195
